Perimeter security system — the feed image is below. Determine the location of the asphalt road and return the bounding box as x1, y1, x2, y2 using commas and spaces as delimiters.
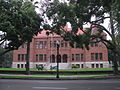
0, 79, 120, 90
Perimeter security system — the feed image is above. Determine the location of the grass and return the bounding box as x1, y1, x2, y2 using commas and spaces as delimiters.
0, 75, 51, 79
0, 75, 106, 79
0, 68, 36, 71
1, 67, 120, 71
60, 68, 114, 71
0, 68, 118, 79
32, 73, 111, 75
0, 73, 110, 76
0, 67, 116, 76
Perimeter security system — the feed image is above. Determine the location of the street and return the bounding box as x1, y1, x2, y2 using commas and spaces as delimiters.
0, 79, 120, 90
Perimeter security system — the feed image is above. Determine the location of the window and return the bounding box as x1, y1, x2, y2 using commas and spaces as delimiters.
18, 54, 20, 61
81, 54, 84, 61
39, 41, 43, 49
91, 53, 103, 60
18, 54, 26, 61
90, 42, 100, 47
96, 64, 99, 68
39, 54, 43, 61
35, 41, 39, 48
76, 54, 80, 61
92, 64, 94, 68
50, 54, 55, 63
91, 53, 94, 60
100, 64, 103, 68
81, 64, 84, 68
57, 54, 61, 63
36, 54, 38, 61
50, 55, 52, 63
21, 64, 24, 68
44, 41, 47, 48
20, 43, 27, 48
72, 54, 74, 61
17, 64, 20, 68
99, 53, 103, 60
95, 53, 98, 60
22, 43, 27, 48
21, 54, 24, 61
57, 40, 60, 47
50, 41, 52, 48
44, 54, 47, 61
63, 54, 67, 63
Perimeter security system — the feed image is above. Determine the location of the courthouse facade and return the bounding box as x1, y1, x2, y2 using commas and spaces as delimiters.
12, 27, 110, 69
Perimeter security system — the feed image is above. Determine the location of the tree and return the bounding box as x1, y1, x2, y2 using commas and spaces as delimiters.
0, 0, 43, 74
0, 0, 42, 55
108, 49, 120, 69
38, 0, 120, 74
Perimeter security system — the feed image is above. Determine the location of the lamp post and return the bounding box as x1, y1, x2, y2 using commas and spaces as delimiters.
56, 40, 60, 78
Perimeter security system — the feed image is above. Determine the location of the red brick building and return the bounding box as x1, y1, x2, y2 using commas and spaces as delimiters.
12, 27, 110, 69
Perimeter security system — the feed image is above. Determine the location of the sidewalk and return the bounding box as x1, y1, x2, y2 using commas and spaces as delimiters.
0, 74, 108, 78
0, 74, 120, 80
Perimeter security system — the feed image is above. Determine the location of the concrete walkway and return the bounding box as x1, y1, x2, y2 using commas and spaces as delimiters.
1, 74, 120, 80
0, 74, 109, 78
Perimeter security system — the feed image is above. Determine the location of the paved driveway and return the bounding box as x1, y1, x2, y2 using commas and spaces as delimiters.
0, 79, 120, 90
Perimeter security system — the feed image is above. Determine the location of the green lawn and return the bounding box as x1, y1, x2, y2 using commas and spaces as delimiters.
60, 68, 114, 71
0, 75, 106, 79
0, 68, 37, 71
0, 75, 70, 79
0, 67, 120, 71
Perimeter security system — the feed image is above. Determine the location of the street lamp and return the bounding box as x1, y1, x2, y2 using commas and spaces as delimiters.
56, 40, 60, 78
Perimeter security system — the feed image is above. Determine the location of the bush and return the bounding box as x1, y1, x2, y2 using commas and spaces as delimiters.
72, 64, 79, 69
36, 64, 44, 70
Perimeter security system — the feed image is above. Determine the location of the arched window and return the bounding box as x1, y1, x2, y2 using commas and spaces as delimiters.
50, 54, 55, 63
63, 54, 68, 63
96, 64, 99, 68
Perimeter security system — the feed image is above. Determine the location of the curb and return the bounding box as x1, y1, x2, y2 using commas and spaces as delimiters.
0, 76, 120, 80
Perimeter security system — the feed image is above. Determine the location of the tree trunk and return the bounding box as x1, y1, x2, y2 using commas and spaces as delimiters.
26, 40, 30, 75
109, 11, 119, 75
113, 53, 119, 75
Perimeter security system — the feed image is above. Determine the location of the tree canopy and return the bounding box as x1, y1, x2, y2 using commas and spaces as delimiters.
39, 0, 120, 54
0, 0, 42, 55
